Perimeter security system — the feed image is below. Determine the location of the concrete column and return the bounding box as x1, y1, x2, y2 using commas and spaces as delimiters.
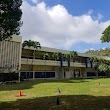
33, 71, 35, 79
96, 72, 98, 77
56, 68, 59, 79
84, 72, 87, 77
18, 72, 20, 83
58, 67, 63, 79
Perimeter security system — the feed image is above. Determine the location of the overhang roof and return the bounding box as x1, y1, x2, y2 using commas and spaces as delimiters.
23, 46, 110, 61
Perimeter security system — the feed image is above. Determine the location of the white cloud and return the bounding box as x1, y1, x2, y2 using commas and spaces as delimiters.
31, 0, 39, 4
20, 1, 110, 50
90, 48, 95, 50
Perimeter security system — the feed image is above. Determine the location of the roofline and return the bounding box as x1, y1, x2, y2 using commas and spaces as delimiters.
22, 46, 110, 60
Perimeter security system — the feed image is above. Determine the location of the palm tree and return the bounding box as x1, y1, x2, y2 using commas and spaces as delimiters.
52, 52, 59, 61
63, 51, 78, 77
52, 52, 62, 79
69, 51, 78, 77
70, 51, 78, 59
69, 51, 78, 66
43, 53, 50, 78
52, 52, 60, 65
22, 40, 35, 80
63, 54, 70, 78
31, 41, 41, 79
63, 54, 68, 62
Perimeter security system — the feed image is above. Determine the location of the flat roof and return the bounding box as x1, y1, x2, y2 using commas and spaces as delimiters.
23, 46, 110, 61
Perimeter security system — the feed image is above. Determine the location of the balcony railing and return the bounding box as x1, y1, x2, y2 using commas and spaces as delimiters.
21, 58, 88, 67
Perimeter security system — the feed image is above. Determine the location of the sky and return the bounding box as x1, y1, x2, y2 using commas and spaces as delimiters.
20, 0, 110, 52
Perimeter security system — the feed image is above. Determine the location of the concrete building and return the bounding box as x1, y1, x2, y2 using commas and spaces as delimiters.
0, 35, 22, 73
0, 35, 110, 80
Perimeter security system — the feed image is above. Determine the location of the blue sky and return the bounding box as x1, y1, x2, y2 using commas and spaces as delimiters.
37, 0, 110, 21
21, 0, 110, 52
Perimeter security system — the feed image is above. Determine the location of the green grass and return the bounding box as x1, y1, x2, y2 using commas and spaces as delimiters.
0, 78, 110, 110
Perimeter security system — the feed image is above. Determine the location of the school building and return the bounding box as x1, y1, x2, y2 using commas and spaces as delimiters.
0, 35, 110, 80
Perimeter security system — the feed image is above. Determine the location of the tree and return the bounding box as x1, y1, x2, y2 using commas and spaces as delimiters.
31, 41, 41, 79
85, 48, 110, 57
101, 25, 110, 43
43, 53, 50, 78
43, 53, 50, 60
0, 0, 22, 41
90, 57, 110, 76
52, 52, 62, 62
52, 52, 60, 61
63, 54, 69, 78
52, 52, 62, 79
63, 53, 71, 65
52, 52, 60, 69
22, 40, 35, 80
70, 51, 78, 60
63, 54, 68, 61
69, 51, 78, 67
69, 51, 78, 77
100, 25, 110, 75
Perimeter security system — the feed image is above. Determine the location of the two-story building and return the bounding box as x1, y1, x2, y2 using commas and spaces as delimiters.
0, 35, 110, 80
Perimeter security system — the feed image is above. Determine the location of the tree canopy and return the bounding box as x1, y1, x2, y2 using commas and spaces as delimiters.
101, 25, 110, 43
22, 40, 41, 50
89, 57, 110, 75
0, 0, 22, 41
85, 48, 110, 57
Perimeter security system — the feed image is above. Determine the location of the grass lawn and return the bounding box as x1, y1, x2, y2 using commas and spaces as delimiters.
0, 78, 110, 110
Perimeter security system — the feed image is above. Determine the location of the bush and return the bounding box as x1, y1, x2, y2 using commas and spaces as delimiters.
0, 72, 19, 82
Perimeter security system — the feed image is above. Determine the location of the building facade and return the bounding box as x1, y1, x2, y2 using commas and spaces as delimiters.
21, 46, 97, 79
0, 36, 110, 80
0, 35, 22, 73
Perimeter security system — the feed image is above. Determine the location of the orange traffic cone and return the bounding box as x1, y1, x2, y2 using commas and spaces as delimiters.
16, 90, 26, 97
20, 90, 22, 96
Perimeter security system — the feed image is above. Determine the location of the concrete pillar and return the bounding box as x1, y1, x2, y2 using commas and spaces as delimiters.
84, 72, 87, 77
96, 72, 98, 77
58, 67, 63, 79
18, 72, 20, 83
33, 71, 35, 79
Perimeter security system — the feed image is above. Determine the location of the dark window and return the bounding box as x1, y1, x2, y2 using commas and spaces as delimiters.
21, 72, 33, 79
98, 72, 106, 76
35, 72, 55, 78
35, 72, 45, 78
87, 72, 96, 76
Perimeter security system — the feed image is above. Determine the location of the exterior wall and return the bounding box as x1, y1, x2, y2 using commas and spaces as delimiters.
21, 57, 96, 79
85, 68, 95, 72
21, 47, 101, 79
1, 35, 110, 79
0, 35, 22, 73
21, 46, 110, 79
21, 58, 87, 67
21, 64, 57, 78
64, 69, 71, 78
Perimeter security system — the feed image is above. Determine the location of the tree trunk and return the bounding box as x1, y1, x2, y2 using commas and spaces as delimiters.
45, 59, 46, 79
26, 48, 29, 80
31, 50, 35, 79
